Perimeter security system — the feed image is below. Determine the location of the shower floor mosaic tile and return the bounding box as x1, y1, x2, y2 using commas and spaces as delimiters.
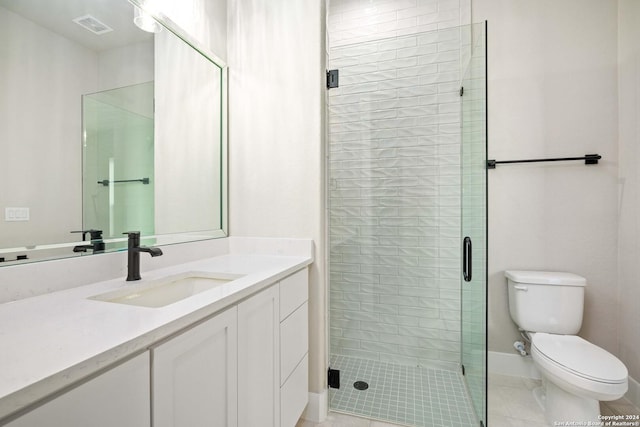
329, 355, 478, 427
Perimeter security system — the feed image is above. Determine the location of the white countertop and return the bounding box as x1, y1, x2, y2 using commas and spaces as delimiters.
0, 253, 312, 421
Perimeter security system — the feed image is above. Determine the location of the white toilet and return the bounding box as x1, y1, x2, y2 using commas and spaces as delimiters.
505, 270, 628, 424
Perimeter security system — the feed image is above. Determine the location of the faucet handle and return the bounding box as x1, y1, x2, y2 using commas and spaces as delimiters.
123, 231, 141, 248
87, 229, 103, 240
72, 229, 103, 241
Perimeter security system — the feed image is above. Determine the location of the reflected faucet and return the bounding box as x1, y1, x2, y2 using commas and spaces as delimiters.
123, 231, 163, 281
71, 229, 105, 254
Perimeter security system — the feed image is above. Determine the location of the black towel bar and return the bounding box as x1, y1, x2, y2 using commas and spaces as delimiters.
98, 177, 150, 186
487, 154, 601, 169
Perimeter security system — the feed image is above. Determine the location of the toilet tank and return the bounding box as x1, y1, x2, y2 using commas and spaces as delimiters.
505, 270, 586, 334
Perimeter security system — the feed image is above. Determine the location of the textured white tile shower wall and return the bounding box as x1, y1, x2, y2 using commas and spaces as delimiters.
328, 0, 468, 369
328, 0, 470, 48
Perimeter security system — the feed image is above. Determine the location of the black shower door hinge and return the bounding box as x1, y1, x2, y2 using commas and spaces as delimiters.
327, 69, 339, 89
460, 86, 464, 96
328, 367, 340, 388
461, 364, 466, 375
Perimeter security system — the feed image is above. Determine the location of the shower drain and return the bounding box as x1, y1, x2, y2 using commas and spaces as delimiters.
353, 381, 369, 390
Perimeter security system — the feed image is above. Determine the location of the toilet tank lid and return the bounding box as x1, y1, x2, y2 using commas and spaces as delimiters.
505, 270, 586, 286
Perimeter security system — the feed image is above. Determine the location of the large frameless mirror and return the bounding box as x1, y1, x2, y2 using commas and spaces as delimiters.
0, 0, 227, 265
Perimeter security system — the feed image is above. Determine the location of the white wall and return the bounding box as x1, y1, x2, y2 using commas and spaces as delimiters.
473, 0, 620, 355
97, 41, 154, 90
227, 0, 325, 394
617, 0, 640, 382
156, 0, 227, 62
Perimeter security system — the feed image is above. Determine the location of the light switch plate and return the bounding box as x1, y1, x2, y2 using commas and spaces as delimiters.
5, 207, 30, 221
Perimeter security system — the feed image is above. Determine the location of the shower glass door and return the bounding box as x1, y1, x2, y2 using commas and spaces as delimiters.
328, 23, 487, 427
82, 82, 155, 239
461, 22, 488, 426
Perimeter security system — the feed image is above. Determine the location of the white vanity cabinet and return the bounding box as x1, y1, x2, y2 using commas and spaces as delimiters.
2, 266, 309, 427
279, 270, 309, 427
6, 353, 150, 427
237, 268, 309, 427
238, 284, 280, 427
152, 307, 238, 427
151, 268, 308, 427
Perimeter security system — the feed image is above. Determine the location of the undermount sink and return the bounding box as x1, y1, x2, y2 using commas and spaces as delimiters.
90, 272, 245, 308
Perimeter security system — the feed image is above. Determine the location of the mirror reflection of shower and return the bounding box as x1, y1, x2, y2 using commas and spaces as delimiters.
82, 82, 155, 239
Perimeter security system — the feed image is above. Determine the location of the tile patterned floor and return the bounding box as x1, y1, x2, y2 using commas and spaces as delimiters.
602, 396, 640, 419
299, 372, 640, 427
488, 374, 548, 427
488, 373, 640, 427
296, 412, 407, 427
327, 355, 478, 427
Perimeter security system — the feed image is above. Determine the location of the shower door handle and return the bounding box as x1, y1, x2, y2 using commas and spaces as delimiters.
463, 236, 472, 282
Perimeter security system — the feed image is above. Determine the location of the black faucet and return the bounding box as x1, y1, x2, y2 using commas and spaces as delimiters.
123, 231, 163, 281
72, 229, 105, 254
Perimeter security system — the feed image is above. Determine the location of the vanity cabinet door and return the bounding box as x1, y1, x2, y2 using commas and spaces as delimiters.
6, 353, 150, 427
238, 284, 280, 427
152, 307, 238, 427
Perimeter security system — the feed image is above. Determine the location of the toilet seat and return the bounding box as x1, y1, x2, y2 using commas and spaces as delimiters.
531, 333, 628, 401
532, 333, 627, 383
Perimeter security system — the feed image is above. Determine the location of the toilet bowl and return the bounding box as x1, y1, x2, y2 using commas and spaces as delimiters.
505, 270, 629, 424
531, 333, 627, 401
530, 332, 627, 422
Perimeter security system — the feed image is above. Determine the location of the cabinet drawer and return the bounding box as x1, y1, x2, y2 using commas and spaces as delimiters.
280, 355, 308, 427
280, 302, 308, 385
279, 269, 308, 321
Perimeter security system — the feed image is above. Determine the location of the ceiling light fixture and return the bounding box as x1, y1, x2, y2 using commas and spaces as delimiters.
133, 6, 162, 33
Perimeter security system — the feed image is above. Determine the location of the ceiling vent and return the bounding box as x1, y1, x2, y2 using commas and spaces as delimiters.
72, 14, 113, 35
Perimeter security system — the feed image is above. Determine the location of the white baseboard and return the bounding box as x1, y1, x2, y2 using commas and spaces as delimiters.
302, 390, 328, 423
489, 351, 640, 408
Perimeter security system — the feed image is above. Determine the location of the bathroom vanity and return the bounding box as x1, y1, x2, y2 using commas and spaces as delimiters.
0, 251, 311, 427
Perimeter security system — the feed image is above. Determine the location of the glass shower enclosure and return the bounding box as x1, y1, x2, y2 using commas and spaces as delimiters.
328, 23, 487, 427
461, 22, 488, 425
82, 82, 155, 239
